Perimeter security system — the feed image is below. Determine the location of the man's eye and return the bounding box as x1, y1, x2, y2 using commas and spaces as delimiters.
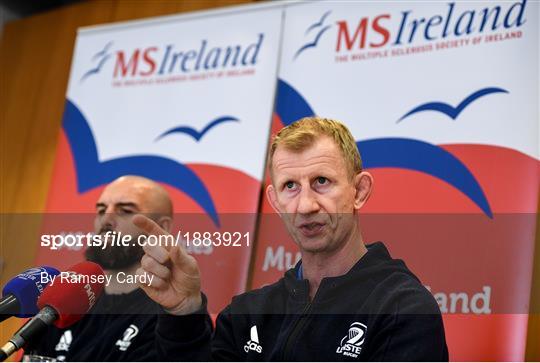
120, 209, 134, 215
316, 177, 328, 185
285, 181, 295, 189
96, 209, 105, 216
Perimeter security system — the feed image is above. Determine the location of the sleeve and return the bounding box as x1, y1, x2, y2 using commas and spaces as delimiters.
211, 304, 244, 361
366, 287, 449, 361
135, 293, 214, 361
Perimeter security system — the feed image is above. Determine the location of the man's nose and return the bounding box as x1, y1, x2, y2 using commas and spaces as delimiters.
99, 210, 117, 230
296, 187, 320, 215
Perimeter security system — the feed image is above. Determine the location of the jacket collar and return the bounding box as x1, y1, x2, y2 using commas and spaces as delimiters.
283, 242, 394, 303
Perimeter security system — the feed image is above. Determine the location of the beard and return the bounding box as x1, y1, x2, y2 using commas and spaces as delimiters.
84, 228, 144, 270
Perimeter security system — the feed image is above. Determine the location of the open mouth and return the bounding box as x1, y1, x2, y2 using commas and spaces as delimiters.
298, 222, 325, 237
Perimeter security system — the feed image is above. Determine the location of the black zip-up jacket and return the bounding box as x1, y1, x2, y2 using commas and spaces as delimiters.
25, 288, 212, 361
209, 242, 448, 361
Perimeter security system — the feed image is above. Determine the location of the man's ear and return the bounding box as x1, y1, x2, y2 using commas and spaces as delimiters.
157, 216, 172, 233
353, 171, 373, 210
266, 184, 282, 215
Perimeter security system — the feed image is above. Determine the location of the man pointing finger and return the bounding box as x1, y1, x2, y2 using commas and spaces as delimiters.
136, 117, 448, 361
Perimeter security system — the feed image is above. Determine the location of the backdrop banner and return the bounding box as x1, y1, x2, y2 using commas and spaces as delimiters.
36, 6, 283, 313
251, 1, 539, 361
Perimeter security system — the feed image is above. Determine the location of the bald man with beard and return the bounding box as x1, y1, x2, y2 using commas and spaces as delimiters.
25, 176, 212, 361
86, 175, 173, 290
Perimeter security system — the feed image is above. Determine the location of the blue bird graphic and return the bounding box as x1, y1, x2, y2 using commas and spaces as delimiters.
305, 10, 332, 35
294, 11, 332, 60
92, 41, 113, 61
80, 42, 113, 82
156, 116, 239, 142
398, 87, 508, 123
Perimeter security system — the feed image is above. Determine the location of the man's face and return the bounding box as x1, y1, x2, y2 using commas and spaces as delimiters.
267, 136, 363, 254
85, 181, 150, 270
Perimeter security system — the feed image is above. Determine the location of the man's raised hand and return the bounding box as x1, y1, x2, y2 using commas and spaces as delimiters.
132, 214, 202, 315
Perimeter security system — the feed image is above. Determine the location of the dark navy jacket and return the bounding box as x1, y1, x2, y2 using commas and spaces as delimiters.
211, 242, 448, 361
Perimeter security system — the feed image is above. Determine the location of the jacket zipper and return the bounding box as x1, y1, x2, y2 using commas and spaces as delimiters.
282, 301, 313, 361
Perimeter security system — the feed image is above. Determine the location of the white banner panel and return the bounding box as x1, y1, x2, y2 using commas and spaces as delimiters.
251, 1, 539, 361
68, 7, 281, 182
278, 1, 538, 160
39, 5, 284, 314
